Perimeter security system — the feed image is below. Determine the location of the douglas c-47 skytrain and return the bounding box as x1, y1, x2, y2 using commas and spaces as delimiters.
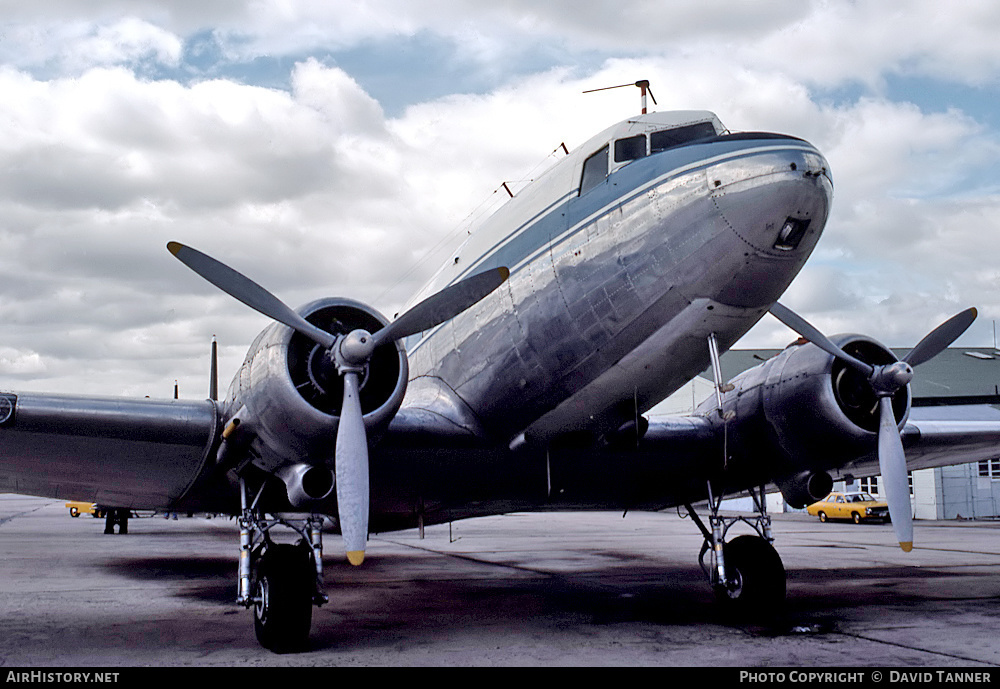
3, 104, 1000, 652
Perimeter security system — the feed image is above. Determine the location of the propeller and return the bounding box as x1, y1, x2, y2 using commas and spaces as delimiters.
770, 303, 977, 551
168, 242, 509, 564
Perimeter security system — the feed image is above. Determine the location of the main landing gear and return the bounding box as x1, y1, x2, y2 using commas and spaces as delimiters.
103, 508, 130, 535
237, 479, 327, 653
684, 483, 786, 615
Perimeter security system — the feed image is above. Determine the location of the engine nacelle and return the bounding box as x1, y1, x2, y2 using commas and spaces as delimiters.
222, 298, 409, 504
762, 334, 909, 468
711, 334, 909, 493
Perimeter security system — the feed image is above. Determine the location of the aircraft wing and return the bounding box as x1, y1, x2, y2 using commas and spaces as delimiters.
838, 404, 1000, 480
0, 391, 218, 508
903, 404, 1000, 468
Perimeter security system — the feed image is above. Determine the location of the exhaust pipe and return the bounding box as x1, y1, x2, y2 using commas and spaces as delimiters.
776, 470, 833, 509
278, 463, 335, 507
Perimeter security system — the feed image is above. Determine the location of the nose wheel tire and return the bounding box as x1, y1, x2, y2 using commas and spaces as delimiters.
714, 535, 786, 614
251, 543, 314, 653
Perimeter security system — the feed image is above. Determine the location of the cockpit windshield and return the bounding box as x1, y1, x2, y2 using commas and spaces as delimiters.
614, 135, 647, 163
578, 116, 721, 196
650, 122, 718, 153
611, 121, 719, 166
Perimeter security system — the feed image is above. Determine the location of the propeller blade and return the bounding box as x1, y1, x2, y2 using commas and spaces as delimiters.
769, 303, 873, 376
371, 267, 509, 348
167, 242, 336, 349
335, 370, 369, 565
903, 307, 977, 368
877, 396, 914, 552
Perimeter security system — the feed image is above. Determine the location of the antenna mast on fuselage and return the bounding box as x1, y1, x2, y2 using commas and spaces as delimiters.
583, 79, 658, 114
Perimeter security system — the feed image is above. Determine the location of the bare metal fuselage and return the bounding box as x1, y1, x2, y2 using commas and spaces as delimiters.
356, 113, 834, 527
405, 115, 833, 445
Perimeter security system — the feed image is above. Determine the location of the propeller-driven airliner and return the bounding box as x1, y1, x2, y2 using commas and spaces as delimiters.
3, 101, 999, 652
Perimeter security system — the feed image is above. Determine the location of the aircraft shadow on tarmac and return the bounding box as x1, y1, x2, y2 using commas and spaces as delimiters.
95, 550, 998, 652
103, 555, 236, 605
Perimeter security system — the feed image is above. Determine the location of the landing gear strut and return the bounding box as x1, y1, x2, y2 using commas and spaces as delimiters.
237, 479, 327, 652
103, 508, 129, 535
684, 483, 785, 614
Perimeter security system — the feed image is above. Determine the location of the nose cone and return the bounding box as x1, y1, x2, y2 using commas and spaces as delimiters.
872, 361, 914, 394
708, 136, 833, 307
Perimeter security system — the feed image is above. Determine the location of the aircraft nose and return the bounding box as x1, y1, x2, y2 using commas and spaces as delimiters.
706, 137, 833, 307
709, 137, 832, 256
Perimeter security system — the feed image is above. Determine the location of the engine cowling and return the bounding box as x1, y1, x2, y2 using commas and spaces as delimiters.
762, 334, 909, 461
714, 334, 910, 506
222, 298, 408, 503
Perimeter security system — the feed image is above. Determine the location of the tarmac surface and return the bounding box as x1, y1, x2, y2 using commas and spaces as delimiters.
1, 493, 999, 667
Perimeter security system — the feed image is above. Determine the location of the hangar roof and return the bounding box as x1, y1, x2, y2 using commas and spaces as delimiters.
714, 347, 1000, 404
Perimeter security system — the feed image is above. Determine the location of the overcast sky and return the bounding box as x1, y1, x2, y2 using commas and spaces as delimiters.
1, 1, 999, 399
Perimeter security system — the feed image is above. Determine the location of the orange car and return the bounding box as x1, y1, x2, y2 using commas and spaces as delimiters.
806, 491, 890, 524
65, 501, 101, 518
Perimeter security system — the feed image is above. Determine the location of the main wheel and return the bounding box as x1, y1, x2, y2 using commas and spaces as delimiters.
818, 511, 827, 523
715, 535, 786, 614
852, 512, 862, 524
251, 543, 314, 653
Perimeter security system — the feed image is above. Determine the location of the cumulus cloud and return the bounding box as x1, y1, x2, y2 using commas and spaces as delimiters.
740, 0, 1000, 88
70, 17, 183, 68
0, 2, 998, 398
0, 17, 183, 76
5, 1, 1000, 89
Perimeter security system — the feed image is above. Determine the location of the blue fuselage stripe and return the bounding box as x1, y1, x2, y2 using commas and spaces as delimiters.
468, 137, 816, 282
406, 136, 816, 356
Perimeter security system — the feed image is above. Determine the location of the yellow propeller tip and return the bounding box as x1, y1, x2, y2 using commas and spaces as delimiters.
900, 542, 913, 553
166, 241, 182, 256
347, 550, 366, 566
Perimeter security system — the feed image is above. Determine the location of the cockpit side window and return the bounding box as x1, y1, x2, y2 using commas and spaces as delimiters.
580, 144, 609, 195
614, 134, 647, 163
650, 122, 718, 153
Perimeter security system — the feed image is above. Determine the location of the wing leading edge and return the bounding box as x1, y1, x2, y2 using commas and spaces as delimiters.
876, 404, 1000, 476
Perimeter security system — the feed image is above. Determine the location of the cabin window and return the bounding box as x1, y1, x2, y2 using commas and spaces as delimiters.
614, 135, 647, 163
650, 122, 718, 153
580, 145, 609, 195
